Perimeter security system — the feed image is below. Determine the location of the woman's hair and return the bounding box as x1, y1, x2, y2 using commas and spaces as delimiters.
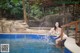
54, 22, 61, 30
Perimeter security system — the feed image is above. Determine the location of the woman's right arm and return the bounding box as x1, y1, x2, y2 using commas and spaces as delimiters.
48, 28, 55, 35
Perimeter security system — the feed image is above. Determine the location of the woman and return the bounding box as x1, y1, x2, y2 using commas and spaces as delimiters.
49, 22, 68, 47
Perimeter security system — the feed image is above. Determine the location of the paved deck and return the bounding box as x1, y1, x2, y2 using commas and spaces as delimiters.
64, 37, 80, 53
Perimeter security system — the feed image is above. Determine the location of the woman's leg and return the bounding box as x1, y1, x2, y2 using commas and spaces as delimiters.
55, 38, 61, 47
55, 35, 68, 47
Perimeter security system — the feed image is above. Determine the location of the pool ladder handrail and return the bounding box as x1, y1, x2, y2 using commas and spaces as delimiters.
60, 20, 80, 45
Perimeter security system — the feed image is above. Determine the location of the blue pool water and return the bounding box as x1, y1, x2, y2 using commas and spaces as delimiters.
0, 34, 62, 53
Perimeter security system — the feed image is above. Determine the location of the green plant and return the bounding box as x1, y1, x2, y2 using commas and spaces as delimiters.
29, 4, 43, 20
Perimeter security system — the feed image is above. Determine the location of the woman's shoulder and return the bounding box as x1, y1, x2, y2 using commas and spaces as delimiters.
58, 28, 61, 31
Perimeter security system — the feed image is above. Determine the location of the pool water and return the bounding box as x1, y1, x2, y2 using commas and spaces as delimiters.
0, 34, 62, 53
0, 39, 62, 53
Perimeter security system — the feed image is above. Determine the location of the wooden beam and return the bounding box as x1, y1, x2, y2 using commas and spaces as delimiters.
61, 20, 80, 28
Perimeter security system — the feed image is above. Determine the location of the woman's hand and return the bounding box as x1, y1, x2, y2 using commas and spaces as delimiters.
47, 27, 55, 35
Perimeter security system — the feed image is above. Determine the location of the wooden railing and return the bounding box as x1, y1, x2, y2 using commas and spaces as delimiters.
60, 20, 80, 42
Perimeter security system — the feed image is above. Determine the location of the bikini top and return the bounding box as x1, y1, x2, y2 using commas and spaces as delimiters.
54, 30, 61, 37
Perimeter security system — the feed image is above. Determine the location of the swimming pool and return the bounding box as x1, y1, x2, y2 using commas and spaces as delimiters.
0, 34, 62, 53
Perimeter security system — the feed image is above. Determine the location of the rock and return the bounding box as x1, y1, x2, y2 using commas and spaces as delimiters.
40, 13, 73, 27
28, 13, 73, 27
0, 20, 29, 33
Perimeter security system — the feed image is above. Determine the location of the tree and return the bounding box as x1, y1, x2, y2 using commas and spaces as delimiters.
22, 0, 28, 23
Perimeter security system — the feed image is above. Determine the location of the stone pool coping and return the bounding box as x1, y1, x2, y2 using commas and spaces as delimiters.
64, 37, 80, 53
0, 33, 48, 35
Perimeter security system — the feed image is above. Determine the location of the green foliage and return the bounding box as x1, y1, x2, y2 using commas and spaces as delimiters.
29, 4, 43, 19
0, 0, 12, 10
0, 0, 23, 18
11, 1, 22, 15
0, 0, 43, 19
0, 0, 72, 19
11, 0, 19, 5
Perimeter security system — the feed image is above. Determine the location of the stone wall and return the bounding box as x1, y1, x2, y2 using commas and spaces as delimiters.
0, 19, 48, 34
0, 19, 28, 33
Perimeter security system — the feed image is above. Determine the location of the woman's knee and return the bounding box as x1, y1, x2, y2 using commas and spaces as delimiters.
56, 38, 61, 43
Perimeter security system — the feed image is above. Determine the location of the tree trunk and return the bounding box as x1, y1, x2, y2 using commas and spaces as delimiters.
22, 0, 28, 24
